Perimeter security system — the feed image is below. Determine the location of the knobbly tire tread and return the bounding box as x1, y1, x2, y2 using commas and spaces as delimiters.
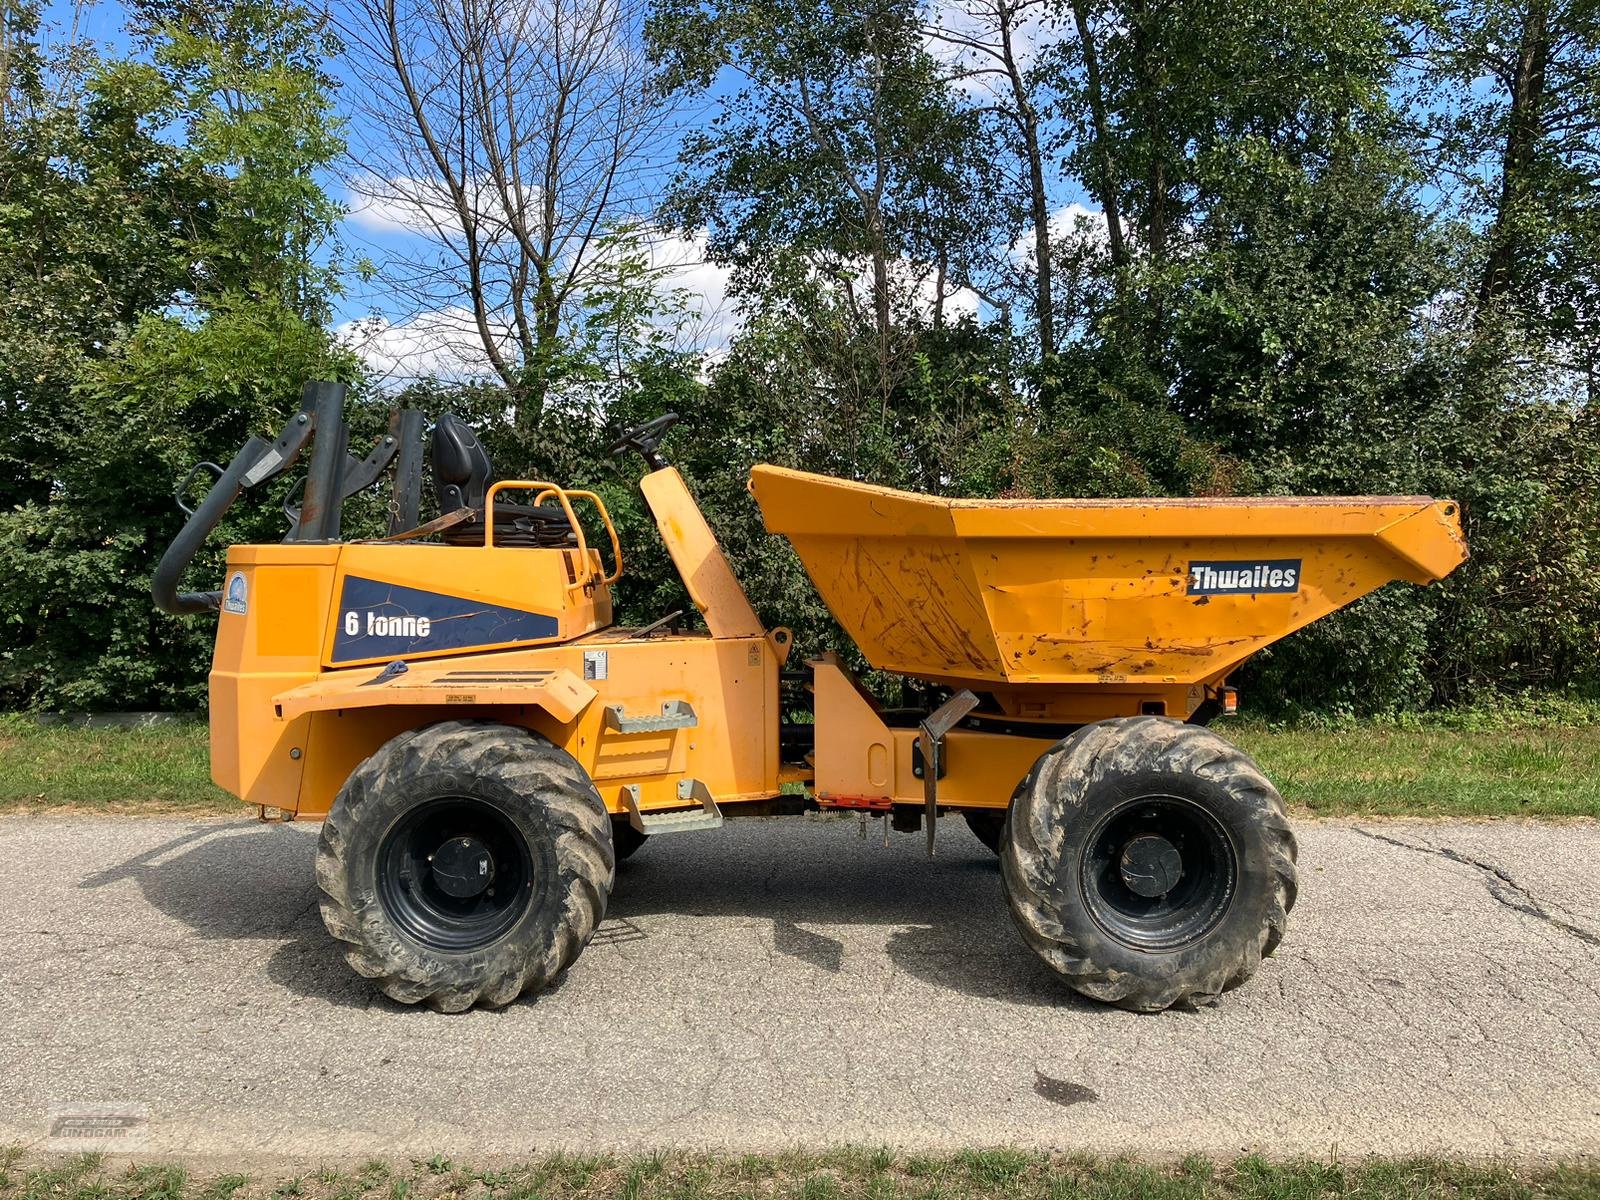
316, 719, 615, 1011
1000, 716, 1297, 1012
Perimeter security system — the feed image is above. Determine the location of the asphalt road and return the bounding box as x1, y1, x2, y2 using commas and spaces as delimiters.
0, 814, 1596, 1162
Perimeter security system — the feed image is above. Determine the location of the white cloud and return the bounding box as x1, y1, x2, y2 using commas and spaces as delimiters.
340, 191, 997, 381
346, 175, 464, 238
337, 308, 510, 382
337, 229, 740, 382
908, 262, 982, 322
629, 227, 740, 351
922, 0, 1053, 98
345, 174, 546, 241
1011, 202, 1111, 265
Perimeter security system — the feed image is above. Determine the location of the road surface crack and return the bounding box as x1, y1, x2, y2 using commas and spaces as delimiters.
1353, 827, 1600, 948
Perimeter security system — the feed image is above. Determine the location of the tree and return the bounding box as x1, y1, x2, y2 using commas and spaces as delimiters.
341, 0, 675, 416
132, 0, 349, 322
0, 0, 354, 709
1046, 1, 1402, 271
924, 0, 1062, 356
652, 0, 988, 411
1422, 0, 1600, 379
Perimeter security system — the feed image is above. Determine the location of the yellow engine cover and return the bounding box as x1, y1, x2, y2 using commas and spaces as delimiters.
207, 540, 614, 811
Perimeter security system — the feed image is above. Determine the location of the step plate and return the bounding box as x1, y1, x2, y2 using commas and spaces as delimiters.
623, 779, 724, 836
634, 809, 724, 835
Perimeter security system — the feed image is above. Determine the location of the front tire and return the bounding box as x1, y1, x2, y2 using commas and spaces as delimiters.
1001, 716, 1296, 1012
315, 720, 614, 1011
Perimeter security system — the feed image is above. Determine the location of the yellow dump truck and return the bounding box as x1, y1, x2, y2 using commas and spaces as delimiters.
155, 383, 1468, 1012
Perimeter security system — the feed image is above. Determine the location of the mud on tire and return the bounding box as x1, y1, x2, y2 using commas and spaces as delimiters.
1000, 716, 1297, 1012
315, 720, 614, 1011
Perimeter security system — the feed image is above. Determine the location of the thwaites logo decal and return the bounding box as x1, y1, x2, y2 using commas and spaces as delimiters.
1187, 559, 1302, 596
332, 576, 559, 662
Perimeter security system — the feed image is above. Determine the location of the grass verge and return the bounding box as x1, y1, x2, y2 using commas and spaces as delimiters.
2, 1151, 1598, 1200
0, 716, 231, 814
1, 710, 1598, 819
1226, 720, 1600, 818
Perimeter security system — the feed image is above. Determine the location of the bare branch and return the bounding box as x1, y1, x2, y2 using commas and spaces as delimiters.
339, 0, 677, 409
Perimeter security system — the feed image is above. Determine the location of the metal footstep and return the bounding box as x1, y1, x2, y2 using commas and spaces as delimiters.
622, 778, 724, 835
605, 699, 698, 733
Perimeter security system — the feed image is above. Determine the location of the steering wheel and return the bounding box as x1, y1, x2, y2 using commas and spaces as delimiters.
606, 412, 680, 469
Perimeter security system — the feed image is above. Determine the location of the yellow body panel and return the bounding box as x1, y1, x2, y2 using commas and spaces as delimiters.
809, 655, 1049, 810
287, 633, 777, 819
272, 663, 598, 723
751, 466, 1468, 698
208, 522, 777, 818
323, 542, 610, 667
642, 467, 765, 639
207, 547, 333, 815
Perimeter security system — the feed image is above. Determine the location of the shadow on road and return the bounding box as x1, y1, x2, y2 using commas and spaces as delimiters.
79, 821, 388, 1010
79, 817, 1082, 1010
598, 819, 1079, 1008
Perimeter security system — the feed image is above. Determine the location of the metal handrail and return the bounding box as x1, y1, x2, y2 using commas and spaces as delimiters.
534, 487, 622, 585
483, 480, 621, 590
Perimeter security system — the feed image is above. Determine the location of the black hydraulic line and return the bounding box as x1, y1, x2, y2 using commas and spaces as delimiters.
151, 381, 324, 616
152, 436, 272, 615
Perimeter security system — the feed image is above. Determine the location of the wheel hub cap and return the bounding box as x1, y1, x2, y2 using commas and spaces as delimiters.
431, 835, 496, 899
1118, 833, 1183, 897
1082, 796, 1236, 951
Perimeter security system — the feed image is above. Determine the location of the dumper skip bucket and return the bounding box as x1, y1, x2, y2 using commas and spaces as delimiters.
750, 466, 1467, 690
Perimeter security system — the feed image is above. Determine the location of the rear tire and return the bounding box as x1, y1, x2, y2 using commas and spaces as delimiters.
315, 720, 614, 1011
1001, 716, 1296, 1012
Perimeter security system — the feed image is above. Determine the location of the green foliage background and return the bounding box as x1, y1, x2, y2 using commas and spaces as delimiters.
1, 0, 1597, 717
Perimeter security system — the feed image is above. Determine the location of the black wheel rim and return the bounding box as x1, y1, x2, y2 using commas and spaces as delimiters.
1079, 795, 1236, 951
378, 796, 535, 951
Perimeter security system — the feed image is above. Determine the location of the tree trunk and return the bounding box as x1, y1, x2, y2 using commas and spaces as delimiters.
1127, 0, 1169, 356
999, 0, 1054, 359
1478, 0, 1550, 312
1070, 0, 1127, 272
869, 207, 893, 414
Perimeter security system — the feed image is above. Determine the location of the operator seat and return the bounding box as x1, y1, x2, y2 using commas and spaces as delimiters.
430, 413, 575, 547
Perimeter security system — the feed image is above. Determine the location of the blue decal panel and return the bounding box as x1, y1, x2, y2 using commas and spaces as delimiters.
332, 576, 560, 663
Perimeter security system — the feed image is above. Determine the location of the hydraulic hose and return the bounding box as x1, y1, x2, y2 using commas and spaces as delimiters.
151, 436, 271, 615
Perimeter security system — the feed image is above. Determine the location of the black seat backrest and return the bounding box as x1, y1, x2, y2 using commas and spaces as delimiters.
428, 411, 577, 548
431, 412, 493, 511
